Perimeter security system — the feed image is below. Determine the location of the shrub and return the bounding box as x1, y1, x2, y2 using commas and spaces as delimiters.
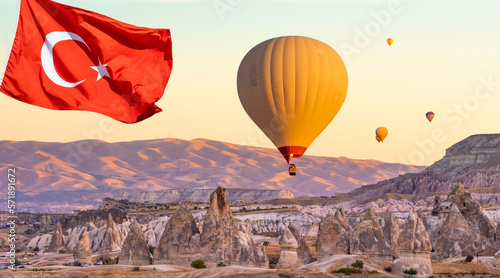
403, 268, 417, 276
269, 258, 279, 265
191, 259, 206, 269
33, 246, 40, 252
217, 262, 226, 267
351, 260, 364, 269
384, 266, 393, 272
148, 245, 155, 255
465, 255, 474, 262
132, 266, 140, 271
73, 261, 82, 266
263, 241, 270, 246
58, 249, 66, 253
368, 270, 378, 274
333, 267, 362, 275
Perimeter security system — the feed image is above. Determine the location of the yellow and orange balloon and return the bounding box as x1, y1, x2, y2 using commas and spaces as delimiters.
375, 127, 388, 143
237, 36, 348, 164
387, 38, 393, 46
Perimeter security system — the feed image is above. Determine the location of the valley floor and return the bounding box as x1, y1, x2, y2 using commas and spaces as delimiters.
2, 253, 500, 278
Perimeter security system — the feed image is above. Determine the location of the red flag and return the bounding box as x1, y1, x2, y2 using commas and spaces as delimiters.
0, 0, 173, 123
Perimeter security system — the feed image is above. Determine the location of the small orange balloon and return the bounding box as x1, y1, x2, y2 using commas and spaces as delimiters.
387, 38, 393, 46
376, 127, 388, 142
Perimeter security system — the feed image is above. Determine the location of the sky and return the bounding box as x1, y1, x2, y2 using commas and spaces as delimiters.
0, 0, 500, 166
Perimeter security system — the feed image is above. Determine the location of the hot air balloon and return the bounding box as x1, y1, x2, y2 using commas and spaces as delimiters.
376, 136, 381, 143
375, 127, 388, 142
237, 36, 348, 174
387, 38, 393, 46
426, 111, 435, 122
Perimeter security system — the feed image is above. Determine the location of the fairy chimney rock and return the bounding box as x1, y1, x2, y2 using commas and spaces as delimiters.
154, 202, 200, 264
315, 209, 351, 258
48, 222, 64, 252
73, 228, 91, 264
276, 226, 301, 269
394, 212, 433, 277
119, 221, 151, 266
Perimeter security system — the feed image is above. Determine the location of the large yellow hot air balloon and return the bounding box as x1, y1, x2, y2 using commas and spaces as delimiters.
426, 111, 435, 122
237, 36, 348, 165
375, 127, 388, 142
387, 38, 393, 46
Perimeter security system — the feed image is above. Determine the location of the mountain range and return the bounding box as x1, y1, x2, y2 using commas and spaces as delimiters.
0, 138, 423, 211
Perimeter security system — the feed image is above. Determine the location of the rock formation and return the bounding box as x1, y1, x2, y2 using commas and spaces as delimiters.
73, 228, 91, 264
288, 222, 311, 264
455, 183, 497, 254
101, 213, 120, 251
315, 209, 351, 258
48, 222, 64, 252
119, 221, 151, 266
61, 208, 126, 230
349, 208, 392, 258
436, 204, 475, 258
383, 213, 400, 258
199, 187, 268, 266
276, 226, 301, 269
154, 202, 201, 264
393, 212, 432, 277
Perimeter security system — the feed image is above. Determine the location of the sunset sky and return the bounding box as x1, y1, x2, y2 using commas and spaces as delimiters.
0, 0, 499, 166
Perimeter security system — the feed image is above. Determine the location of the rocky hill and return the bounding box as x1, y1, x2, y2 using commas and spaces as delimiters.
0, 138, 422, 212
350, 134, 500, 201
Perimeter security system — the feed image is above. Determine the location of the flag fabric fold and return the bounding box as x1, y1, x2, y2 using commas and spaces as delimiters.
0, 0, 173, 123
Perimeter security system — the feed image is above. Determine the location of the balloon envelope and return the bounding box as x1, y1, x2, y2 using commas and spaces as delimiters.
426, 111, 435, 122
376, 127, 388, 142
237, 36, 348, 163
387, 38, 393, 46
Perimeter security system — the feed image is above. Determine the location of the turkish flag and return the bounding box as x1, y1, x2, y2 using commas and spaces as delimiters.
0, 0, 173, 123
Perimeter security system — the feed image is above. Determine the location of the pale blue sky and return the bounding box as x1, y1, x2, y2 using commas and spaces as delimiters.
0, 0, 500, 166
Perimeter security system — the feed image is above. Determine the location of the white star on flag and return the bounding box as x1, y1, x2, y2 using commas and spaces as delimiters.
90, 58, 110, 81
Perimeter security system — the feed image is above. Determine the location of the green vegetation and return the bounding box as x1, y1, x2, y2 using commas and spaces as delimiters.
332, 267, 362, 275
465, 255, 474, 262
73, 261, 82, 266
148, 245, 155, 255
403, 268, 417, 276
191, 259, 206, 269
33, 246, 40, 252
217, 262, 226, 267
351, 260, 364, 270
58, 249, 66, 253
263, 241, 270, 246
132, 266, 140, 271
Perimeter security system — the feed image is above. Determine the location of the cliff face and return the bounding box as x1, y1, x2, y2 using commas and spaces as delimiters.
115, 188, 294, 204
350, 134, 500, 200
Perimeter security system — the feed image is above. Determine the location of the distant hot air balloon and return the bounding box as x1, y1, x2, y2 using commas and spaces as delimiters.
376, 127, 388, 142
387, 38, 393, 46
376, 136, 381, 143
426, 111, 435, 122
237, 36, 348, 166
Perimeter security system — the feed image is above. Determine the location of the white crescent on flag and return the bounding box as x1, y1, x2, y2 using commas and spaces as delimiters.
41, 31, 89, 88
